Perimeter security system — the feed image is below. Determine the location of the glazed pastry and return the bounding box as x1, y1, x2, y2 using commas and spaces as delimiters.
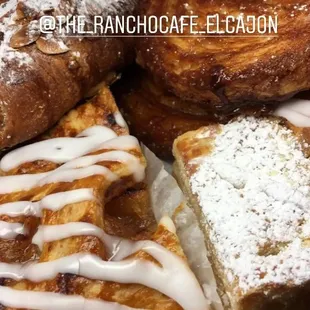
0, 86, 208, 310
136, 0, 310, 111
0, 0, 134, 150
173, 115, 310, 310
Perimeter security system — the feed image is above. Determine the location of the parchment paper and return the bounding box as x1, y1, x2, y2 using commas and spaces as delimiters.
143, 146, 224, 310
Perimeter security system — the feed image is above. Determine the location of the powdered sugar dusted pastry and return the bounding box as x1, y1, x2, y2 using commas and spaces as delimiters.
173, 116, 310, 310
0, 0, 134, 150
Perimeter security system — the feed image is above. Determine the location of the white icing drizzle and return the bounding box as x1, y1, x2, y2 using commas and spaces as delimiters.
31, 221, 174, 263
39, 165, 118, 186
32, 223, 122, 256
38, 188, 97, 212
114, 111, 128, 128
0, 201, 40, 218
0, 126, 117, 172
0, 189, 96, 217
274, 98, 310, 127
0, 172, 48, 195
100, 135, 139, 150
59, 151, 145, 182
0, 124, 208, 309
0, 220, 28, 239
0, 166, 117, 195
0, 286, 138, 310
0, 208, 209, 310
0, 249, 208, 310
0, 127, 144, 195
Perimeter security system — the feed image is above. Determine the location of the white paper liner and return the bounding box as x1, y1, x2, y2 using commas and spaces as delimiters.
143, 146, 224, 310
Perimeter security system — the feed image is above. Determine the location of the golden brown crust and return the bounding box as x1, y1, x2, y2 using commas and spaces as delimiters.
136, 0, 310, 112
172, 159, 230, 310
0, 1, 134, 150
113, 67, 216, 159
0, 86, 190, 310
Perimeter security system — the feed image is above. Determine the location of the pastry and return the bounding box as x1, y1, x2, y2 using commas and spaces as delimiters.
173, 113, 310, 310
136, 0, 310, 111
0, 86, 208, 310
113, 67, 273, 159
0, 0, 134, 150
112, 67, 215, 159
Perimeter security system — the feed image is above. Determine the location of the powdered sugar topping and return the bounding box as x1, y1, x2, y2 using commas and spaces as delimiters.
19, 0, 60, 12
0, 0, 136, 83
190, 117, 310, 292
0, 0, 33, 83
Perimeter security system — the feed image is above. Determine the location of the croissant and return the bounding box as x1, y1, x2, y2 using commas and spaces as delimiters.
0, 0, 134, 150
136, 0, 310, 111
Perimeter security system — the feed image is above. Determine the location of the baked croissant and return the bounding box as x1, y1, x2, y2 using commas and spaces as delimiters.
0, 0, 134, 150
136, 0, 310, 112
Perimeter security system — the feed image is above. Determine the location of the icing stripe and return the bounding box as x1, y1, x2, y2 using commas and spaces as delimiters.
0, 172, 48, 195
59, 151, 145, 182
98, 135, 139, 150
0, 128, 140, 173
32, 223, 122, 257
0, 250, 208, 310
0, 220, 28, 239
38, 188, 96, 212
0, 146, 144, 195
0, 189, 96, 218
38, 165, 118, 186
0, 126, 117, 172
0, 286, 139, 310
30, 222, 172, 262
0, 201, 40, 218
0, 165, 117, 195
114, 111, 128, 128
